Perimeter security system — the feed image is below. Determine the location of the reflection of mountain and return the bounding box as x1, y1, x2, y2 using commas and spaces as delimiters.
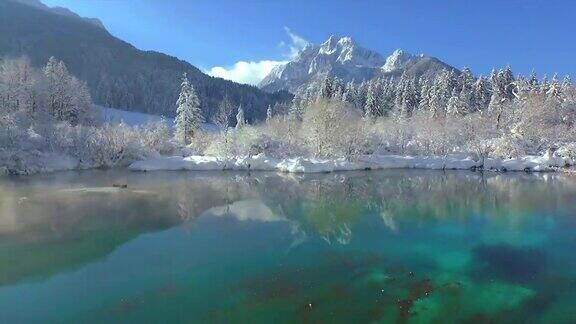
202, 199, 286, 223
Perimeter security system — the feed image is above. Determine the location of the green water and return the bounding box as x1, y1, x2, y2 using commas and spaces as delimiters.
1, 170, 576, 323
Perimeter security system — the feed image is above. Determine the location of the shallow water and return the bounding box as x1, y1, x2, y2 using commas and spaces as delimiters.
1, 170, 576, 323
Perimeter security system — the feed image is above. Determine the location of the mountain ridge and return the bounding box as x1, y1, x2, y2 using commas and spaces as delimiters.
259, 35, 458, 94
0, 0, 292, 121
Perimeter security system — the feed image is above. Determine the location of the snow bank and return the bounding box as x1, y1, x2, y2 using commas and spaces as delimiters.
129, 152, 568, 174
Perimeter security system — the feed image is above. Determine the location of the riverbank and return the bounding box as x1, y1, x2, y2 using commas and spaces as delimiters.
2, 151, 572, 176
128, 152, 570, 174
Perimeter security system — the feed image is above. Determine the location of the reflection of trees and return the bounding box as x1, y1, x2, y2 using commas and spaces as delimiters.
1, 169, 574, 286
162, 170, 576, 246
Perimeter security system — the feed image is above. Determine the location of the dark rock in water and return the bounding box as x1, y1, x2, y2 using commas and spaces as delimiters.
473, 244, 546, 283
113, 183, 128, 188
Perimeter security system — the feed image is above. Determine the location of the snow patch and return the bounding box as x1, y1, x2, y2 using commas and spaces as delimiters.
129, 153, 567, 174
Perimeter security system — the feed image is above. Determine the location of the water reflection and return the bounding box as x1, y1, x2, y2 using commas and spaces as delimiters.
1, 170, 574, 284
1, 170, 576, 322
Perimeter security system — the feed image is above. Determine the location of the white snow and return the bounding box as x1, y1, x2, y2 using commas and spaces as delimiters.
202, 199, 286, 222
128, 153, 568, 174
96, 106, 173, 127
382, 49, 415, 72
96, 106, 219, 132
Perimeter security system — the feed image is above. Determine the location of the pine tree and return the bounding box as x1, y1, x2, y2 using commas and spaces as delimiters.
175, 72, 202, 145
364, 82, 379, 118
43, 57, 91, 125
473, 76, 491, 111
289, 95, 304, 121
319, 76, 334, 100
446, 88, 465, 116
235, 105, 246, 129
266, 105, 273, 122
342, 81, 356, 105
458, 67, 475, 111
546, 74, 561, 99
428, 70, 453, 118
418, 78, 431, 111
528, 71, 539, 94
561, 75, 573, 89
561, 75, 573, 102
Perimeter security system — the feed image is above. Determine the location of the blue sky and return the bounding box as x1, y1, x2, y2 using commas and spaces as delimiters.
43, 0, 576, 85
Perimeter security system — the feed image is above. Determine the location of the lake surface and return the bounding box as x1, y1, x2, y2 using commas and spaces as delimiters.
1, 170, 576, 323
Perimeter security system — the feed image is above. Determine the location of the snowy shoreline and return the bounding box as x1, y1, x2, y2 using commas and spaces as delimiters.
128, 153, 570, 174
1, 152, 572, 176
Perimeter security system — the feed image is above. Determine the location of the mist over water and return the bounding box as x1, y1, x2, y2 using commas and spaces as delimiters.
1, 170, 576, 323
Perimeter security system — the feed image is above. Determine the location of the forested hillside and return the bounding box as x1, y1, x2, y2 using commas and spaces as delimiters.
0, 0, 292, 121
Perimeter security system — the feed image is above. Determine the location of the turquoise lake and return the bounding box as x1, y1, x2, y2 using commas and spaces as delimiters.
1, 170, 576, 323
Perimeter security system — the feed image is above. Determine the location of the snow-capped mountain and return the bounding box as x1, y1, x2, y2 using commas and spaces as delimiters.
259, 35, 457, 94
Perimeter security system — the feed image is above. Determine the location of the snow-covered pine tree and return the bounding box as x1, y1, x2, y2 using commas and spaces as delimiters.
364, 82, 379, 118
513, 75, 530, 101
380, 78, 396, 116
331, 77, 344, 101
446, 88, 465, 117
458, 67, 475, 112
266, 105, 273, 122
235, 105, 246, 129
44, 57, 71, 120
43, 57, 91, 125
488, 69, 503, 112
418, 78, 431, 111
546, 74, 561, 99
560, 75, 573, 103
394, 75, 406, 111
473, 76, 492, 111
428, 70, 453, 118
1, 57, 38, 116
540, 75, 550, 96
561, 75, 572, 89
341, 81, 356, 105
175, 72, 202, 145
289, 96, 304, 121
528, 71, 539, 94
319, 76, 335, 100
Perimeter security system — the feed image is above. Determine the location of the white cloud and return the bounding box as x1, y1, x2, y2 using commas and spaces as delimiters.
205, 27, 309, 85
206, 60, 287, 85
282, 27, 310, 58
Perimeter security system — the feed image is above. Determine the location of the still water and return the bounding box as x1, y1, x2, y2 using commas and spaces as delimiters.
0, 170, 576, 323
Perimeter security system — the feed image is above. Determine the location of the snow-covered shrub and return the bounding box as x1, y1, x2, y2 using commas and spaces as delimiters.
204, 129, 236, 159
301, 99, 365, 159
370, 117, 413, 155
260, 115, 303, 157
204, 126, 269, 158
138, 119, 174, 155
491, 134, 527, 159
187, 130, 217, 156
557, 143, 576, 165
